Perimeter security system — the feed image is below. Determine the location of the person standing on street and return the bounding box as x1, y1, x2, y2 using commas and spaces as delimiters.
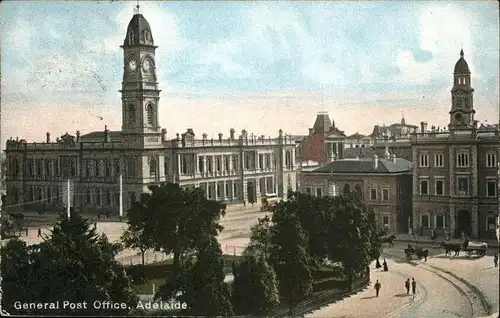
374, 280, 381, 297
494, 254, 498, 267
37, 228, 42, 238
405, 278, 410, 294
411, 278, 416, 295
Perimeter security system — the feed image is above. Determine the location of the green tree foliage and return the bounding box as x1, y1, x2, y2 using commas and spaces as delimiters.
120, 227, 155, 265
270, 199, 313, 311
126, 183, 225, 270
177, 236, 233, 316
1, 214, 137, 316
232, 252, 279, 315
246, 215, 273, 259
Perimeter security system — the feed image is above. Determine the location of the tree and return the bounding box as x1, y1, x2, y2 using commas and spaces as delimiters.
1, 214, 137, 316
270, 199, 312, 314
126, 183, 225, 271
246, 215, 273, 260
232, 251, 279, 315
177, 236, 233, 316
121, 227, 155, 265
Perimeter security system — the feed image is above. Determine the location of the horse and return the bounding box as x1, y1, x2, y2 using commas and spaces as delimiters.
441, 242, 461, 257
404, 247, 428, 262
381, 235, 397, 247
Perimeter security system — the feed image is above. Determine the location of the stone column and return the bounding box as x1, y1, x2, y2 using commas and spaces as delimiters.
264, 178, 268, 195
203, 156, 207, 175
255, 178, 261, 200
224, 180, 227, 200
212, 156, 215, 174
229, 156, 234, 174
177, 154, 182, 175
206, 182, 209, 199
231, 180, 235, 199
195, 156, 199, 174
255, 152, 259, 170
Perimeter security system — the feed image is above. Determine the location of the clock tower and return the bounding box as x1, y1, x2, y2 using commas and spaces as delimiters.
120, 7, 163, 148
448, 49, 475, 130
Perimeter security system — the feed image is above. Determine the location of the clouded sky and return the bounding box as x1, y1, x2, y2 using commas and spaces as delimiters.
1, 1, 498, 146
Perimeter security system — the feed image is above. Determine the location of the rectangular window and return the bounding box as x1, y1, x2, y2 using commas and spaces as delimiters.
382, 188, 390, 201
114, 158, 120, 175
316, 187, 322, 197
104, 159, 111, 177
233, 156, 238, 171
435, 215, 444, 228
225, 183, 229, 197
216, 158, 221, 172
486, 180, 496, 197
95, 160, 101, 177
95, 189, 101, 205
434, 154, 444, 167
208, 158, 213, 173
383, 216, 389, 227
421, 215, 429, 228
486, 153, 496, 168
435, 179, 444, 196
419, 153, 429, 167
233, 183, 237, 197
265, 155, 271, 170
305, 187, 312, 194
86, 189, 91, 204
456, 153, 469, 168
106, 190, 111, 205
486, 216, 496, 231
85, 160, 91, 177
259, 154, 264, 170
370, 188, 377, 200
457, 177, 469, 196
420, 180, 429, 195
225, 157, 230, 171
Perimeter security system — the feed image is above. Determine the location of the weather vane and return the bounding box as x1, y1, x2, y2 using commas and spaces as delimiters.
135, 0, 140, 14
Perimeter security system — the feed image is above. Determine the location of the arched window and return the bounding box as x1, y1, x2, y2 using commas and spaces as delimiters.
208, 184, 213, 199
146, 103, 154, 126
149, 157, 157, 178
128, 31, 134, 45
343, 184, 350, 196
355, 185, 363, 198
12, 158, 19, 177
129, 104, 136, 124
285, 151, 292, 169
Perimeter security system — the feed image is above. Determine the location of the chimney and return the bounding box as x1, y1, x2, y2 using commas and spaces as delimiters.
391, 153, 397, 163
218, 133, 223, 142
420, 121, 428, 133
473, 120, 478, 129
202, 133, 208, 141
241, 129, 247, 140
76, 130, 80, 142
46, 132, 51, 143
161, 128, 167, 142
373, 155, 379, 169
230, 128, 235, 140
104, 125, 110, 142
279, 129, 283, 138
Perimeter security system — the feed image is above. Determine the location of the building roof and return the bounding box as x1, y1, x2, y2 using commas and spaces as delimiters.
79, 131, 121, 142
346, 132, 366, 139
124, 13, 154, 46
312, 112, 333, 134
344, 147, 375, 159
311, 158, 412, 174
454, 49, 470, 73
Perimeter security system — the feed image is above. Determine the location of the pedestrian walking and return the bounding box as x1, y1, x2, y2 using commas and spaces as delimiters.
25, 227, 28, 237
383, 259, 388, 272
37, 228, 42, 238
375, 258, 381, 269
411, 278, 416, 295
494, 254, 498, 267
374, 280, 381, 297
405, 278, 410, 294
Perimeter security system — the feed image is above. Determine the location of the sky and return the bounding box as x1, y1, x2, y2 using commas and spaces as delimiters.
1, 0, 499, 146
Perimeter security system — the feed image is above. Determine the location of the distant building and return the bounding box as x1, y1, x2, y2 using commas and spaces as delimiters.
296, 112, 346, 165
0, 154, 6, 195
299, 154, 413, 233
411, 50, 500, 240
3, 10, 298, 215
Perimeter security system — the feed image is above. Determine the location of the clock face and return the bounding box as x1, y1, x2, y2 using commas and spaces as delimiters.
128, 59, 137, 71
455, 113, 463, 122
143, 59, 151, 72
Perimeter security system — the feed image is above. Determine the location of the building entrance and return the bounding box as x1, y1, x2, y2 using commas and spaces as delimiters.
456, 210, 472, 237
247, 181, 256, 204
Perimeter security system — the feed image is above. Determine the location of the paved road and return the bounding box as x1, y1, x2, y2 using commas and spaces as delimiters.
15, 203, 265, 265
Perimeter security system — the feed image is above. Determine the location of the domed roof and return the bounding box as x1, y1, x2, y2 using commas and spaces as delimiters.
123, 12, 154, 46
454, 49, 470, 73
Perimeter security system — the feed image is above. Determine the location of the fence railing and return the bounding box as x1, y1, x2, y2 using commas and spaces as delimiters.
116, 250, 171, 266
269, 267, 371, 317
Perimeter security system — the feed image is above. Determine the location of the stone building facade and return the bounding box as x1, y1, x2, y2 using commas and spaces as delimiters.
3, 10, 298, 215
411, 50, 500, 240
299, 154, 413, 233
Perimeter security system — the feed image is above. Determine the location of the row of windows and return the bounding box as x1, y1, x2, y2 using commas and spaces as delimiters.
420, 214, 497, 231
419, 152, 497, 168
304, 185, 391, 201
419, 178, 497, 197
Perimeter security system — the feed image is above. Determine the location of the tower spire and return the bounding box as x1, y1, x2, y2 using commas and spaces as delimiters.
460, 48, 464, 58
135, 1, 140, 14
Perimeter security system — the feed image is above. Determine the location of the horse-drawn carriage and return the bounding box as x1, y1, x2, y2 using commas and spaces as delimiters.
260, 194, 278, 212
441, 239, 488, 258
404, 245, 428, 262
